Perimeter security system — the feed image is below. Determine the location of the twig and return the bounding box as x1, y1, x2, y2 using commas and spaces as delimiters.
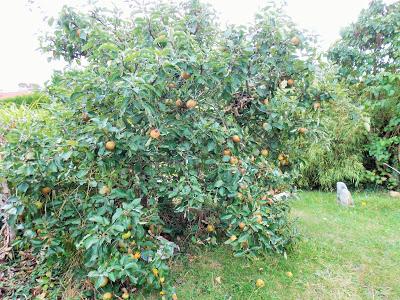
383, 163, 400, 175
147, 17, 155, 40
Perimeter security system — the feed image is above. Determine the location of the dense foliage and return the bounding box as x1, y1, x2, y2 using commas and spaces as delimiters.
328, 0, 400, 189
0, 1, 323, 298
298, 72, 369, 190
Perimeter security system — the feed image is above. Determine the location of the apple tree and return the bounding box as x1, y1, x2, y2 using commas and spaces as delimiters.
1, 1, 321, 298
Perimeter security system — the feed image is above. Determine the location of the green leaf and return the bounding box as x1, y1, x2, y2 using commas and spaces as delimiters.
83, 236, 99, 250
214, 179, 224, 188
17, 182, 29, 193
89, 216, 110, 226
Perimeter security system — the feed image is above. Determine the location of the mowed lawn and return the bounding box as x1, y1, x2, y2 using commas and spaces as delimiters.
165, 192, 400, 300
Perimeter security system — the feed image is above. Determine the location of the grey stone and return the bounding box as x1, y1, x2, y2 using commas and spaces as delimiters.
273, 192, 292, 202
389, 191, 400, 198
336, 182, 354, 206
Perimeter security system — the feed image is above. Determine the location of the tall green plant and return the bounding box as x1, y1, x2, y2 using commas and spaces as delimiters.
298, 72, 369, 190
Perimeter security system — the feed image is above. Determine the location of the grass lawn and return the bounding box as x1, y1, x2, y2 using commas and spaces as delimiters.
166, 192, 400, 300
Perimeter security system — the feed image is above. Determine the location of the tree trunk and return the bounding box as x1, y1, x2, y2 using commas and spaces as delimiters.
0, 179, 14, 261
0, 132, 14, 260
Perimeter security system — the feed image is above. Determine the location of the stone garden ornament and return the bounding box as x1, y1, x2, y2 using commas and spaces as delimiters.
336, 182, 354, 206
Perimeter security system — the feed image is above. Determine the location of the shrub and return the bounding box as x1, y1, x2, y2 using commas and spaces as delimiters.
297, 71, 369, 190
1, 1, 320, 298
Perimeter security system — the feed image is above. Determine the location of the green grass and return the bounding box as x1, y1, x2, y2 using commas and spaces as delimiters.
2, 192, 398, 299
169, 192, 400, 299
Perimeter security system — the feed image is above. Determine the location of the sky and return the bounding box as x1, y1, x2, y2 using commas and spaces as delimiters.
0, 0, 396, 91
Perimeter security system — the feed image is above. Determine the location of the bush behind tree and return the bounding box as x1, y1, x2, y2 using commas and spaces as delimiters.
297, 70, 369, 190
0, 92, 49, 107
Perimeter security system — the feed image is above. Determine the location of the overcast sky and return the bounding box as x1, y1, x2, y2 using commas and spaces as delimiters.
0, 0, 396, 91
